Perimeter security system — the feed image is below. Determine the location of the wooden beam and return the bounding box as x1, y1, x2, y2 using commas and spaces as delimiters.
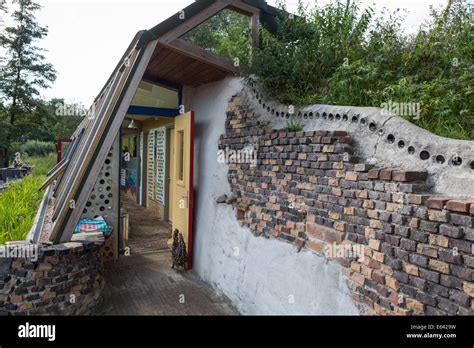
158, 0, 260, 44
227, 0, 261, 16
158, 0, 229, 44
250, 12, 260, 46
163, 38, 238, 74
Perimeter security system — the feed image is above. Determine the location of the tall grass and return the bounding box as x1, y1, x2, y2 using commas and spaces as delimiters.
0, 175, 45, 244
24, 152, 57, 176
0, 154, 55, 244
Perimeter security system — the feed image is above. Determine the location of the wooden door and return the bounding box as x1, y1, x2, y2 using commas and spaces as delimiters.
171, 111, 194, 268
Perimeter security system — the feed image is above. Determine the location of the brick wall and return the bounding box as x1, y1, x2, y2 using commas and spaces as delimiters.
0, 240, 104, 315
219, 93, 474, 315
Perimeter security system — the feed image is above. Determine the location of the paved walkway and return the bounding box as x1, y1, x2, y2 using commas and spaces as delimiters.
124, 198, 171, 254
97, 251, 239, 315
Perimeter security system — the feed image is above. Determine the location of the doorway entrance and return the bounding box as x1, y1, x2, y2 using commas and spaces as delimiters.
119, 105, 194, 268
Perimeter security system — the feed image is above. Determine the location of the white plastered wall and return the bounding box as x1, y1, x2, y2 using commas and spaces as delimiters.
183, 77, 359, 315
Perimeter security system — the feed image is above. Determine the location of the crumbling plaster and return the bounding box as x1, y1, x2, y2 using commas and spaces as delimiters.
184, 78, 358, 314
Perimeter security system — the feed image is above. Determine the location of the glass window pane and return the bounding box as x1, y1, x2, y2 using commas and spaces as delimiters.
177, 130, 184, 182
131, 81, 179, 109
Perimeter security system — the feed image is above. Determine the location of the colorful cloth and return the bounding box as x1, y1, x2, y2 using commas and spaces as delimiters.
74, 216, 112, 236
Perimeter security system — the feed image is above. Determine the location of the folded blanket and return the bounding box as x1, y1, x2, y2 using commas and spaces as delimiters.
74, 216, 113, 235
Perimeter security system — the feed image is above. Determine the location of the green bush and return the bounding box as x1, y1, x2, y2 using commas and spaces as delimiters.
19, 140, 56, 157
248, 0, 473, 139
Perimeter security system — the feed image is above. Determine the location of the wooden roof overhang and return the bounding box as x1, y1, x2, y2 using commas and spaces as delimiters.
144, 0, 263, 86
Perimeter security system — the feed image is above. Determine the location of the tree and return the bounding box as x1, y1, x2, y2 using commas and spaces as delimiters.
0, 0, 7, 18
0, 0, 56, 165
183, 9, 252, 67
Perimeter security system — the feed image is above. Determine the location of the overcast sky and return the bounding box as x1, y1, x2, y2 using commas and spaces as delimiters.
1, 0, 448, 106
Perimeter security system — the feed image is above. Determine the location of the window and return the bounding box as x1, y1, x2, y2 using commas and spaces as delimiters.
177, 130, 184, 182
130, 80, 179, 109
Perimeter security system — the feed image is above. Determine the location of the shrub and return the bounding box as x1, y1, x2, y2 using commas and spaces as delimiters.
248, 0, 473, 139
19, 140, 56, 157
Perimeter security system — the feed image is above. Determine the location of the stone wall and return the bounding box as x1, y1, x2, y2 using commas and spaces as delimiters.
0, 240, 104, 315
219, 92, 474, 315
244, 88, 474, 197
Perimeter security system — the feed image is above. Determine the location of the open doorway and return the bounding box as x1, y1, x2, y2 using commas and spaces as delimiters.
121, 116, 174, 255
118, 78, 194, 268
119, 77, 181, 255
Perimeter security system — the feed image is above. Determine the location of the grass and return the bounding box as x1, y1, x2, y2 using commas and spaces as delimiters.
24, 152, 57, 176
286, 117, 304, 132
0, 153, 56, 244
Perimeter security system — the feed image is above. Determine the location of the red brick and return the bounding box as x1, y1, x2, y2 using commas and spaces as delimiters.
408, 194, 430, 205
426, 197, 453, 210
325, 228, 344, 243
368, 239, 381, 251
364, 296, 374, 308
351, 272, 365, 285
463, 281, 474, 297
306, 223, 344, 243
386, 277, 400, 291
333, 131, 347, 136
406, 298, 425, 313
306, 223, 325, 239
447, 199, 474, 213
307, 240, 324, 254
368, 169, 380, 179
321, 136, 333, 144
345, 172, 358, 181
371, 271, 385, 284
354, 163, 374, 172
338, 136, 353, 144
388, 291, 401, 304
392, 170, 428, 182
379, 168, 393, 181
295, 238, 306, 252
